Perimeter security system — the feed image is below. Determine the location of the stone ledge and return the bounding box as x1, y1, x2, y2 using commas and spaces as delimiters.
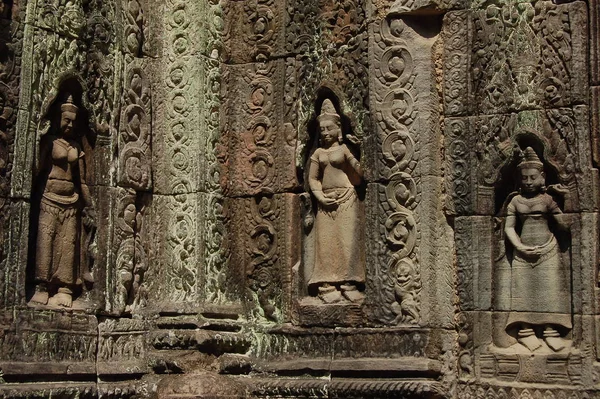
254, 357, 442, 378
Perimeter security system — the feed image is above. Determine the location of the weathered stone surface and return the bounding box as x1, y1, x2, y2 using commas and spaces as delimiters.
1, 0, 599, 397
371, 0, 465, 19
470, 1, 586, 114
227, 194, 299, 322
220, 60, 298, 197
0, 309, 98, 378
445, 109, 597, 216
97, 317, 150, 377
592, 0, 600, 86
157, 372, 248, 399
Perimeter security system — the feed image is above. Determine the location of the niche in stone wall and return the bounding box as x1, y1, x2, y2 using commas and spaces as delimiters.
296, 89, 367, 327
1, 0, 13, 20
450, 111, 589, 384
492, 134, 573, 353
26, 77, 97, 310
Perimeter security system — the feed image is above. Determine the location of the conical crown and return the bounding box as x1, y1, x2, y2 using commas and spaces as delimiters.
60, 94, 78, 114
518, 146, 543, 170
317, 99, 340, 124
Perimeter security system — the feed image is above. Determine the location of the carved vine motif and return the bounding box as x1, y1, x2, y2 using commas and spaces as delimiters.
155, 0, 199, 303
203, 58, 227, 303
373, 18, 421, 325
284, 0, 318, 55
85, 0, 117, 138
247, 0, 278, 62
0, 11, 22, 199
0, 15, 20, 308
238, 63, 277, 194
118, 0, 152, 194
443, 11, 469, 116
245, 196, 280, 321
113, 193, 146, 314
204, 194, 228, 303
118, 65, 151, 190
163, 194, 198, 303
162, 0, 196, 193
472, 0, 573, 113
123, 0, 146, 57
455, 312, 474, 379
445, 118, 472, 215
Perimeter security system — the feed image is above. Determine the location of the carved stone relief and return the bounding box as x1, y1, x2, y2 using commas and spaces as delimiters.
592, 0, 600, 86
446, 0, 598, 390
470, 0, 587, 114
303, 98, 365, 305
496, 146, 572, 352
28, 89, 96, 309
0, 0, 599, 396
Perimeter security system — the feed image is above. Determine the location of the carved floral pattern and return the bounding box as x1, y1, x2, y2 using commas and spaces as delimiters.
118, 64, 151, 190
472, 0, 573, 114
245, 196, 280, 321
372, 18, 421, 325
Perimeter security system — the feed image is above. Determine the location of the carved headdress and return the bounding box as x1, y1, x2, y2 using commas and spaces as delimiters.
518, 147, 543, 171
60, 94, 78, 115
317, 99, 340, 125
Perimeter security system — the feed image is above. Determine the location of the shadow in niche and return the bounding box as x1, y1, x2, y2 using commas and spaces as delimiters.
492, 134, 573, 350
494, 133, 562, 216
26, 77, 95, 304
1, 0, 12, 20
392, 14, 443, 39
299, 87, 367, 301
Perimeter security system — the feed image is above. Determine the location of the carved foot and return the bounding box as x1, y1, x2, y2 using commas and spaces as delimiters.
341, 284, 364, 303
544, 328, 565, 352
517, 328, 541, 352
48, 292, 73, 308
318, 286, 344, 304
544, 336, 565, 352
29, 285, 49, 306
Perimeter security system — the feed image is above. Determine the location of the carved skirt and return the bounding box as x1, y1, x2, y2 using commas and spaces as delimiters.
308, 188, 365, 287
35, 197, 79, 286
507, 236, 572, 330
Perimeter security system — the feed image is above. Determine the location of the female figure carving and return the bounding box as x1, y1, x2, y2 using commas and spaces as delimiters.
504, 147, 571, 352
29, 94, 95, 308
307, 99, 365, 303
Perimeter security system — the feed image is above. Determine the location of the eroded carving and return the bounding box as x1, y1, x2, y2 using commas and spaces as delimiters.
30, 92, 96, 309
306, 99, 365, 304
501, 147, 571, 352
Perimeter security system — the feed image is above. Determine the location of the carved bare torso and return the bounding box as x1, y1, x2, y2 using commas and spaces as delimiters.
511, 194, 558, 247
45, 137, 81, 200
312, 145, 361, 192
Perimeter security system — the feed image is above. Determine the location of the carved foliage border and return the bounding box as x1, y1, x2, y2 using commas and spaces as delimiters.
371, 18, 422, 325
471, 0, 577, 114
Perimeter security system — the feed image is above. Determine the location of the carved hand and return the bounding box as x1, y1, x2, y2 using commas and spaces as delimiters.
83, 207, 97, 229
517, 245, 542, 257
547, 183, 569, 196
319, 195, 337, 206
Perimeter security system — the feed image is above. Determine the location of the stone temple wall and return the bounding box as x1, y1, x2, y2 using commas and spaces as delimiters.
0, 0, 598, 397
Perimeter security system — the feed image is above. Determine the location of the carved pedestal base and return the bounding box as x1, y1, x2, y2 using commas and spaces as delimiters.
157, 372, 248, 399
294, 299, 363, 327
480, 349, 582, 384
